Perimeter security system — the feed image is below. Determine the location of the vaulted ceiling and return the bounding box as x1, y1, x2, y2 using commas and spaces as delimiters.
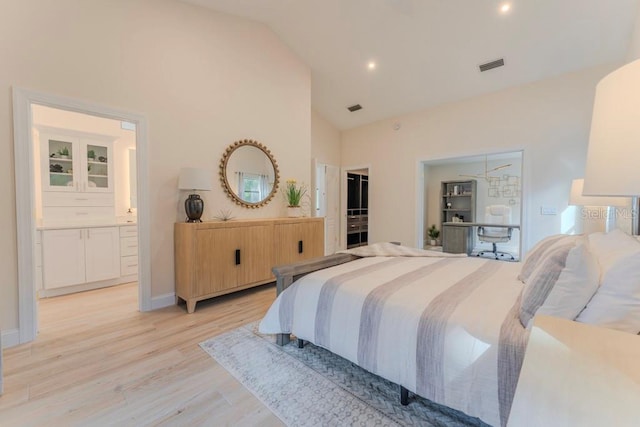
181, 0, 639, 129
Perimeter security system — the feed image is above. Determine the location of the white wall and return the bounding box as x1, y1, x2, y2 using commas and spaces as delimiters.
1, 0, 310, 333
311, 109, 341, 166
341, 64, 618, 251
626, 4, 640, 61
311, 108, 341, 216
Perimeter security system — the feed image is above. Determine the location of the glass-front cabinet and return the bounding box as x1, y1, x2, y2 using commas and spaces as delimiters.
86, 143, 110, 191
40, 130, 113, 193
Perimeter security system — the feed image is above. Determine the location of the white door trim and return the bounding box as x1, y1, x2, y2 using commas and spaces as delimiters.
12, 87, 152, 344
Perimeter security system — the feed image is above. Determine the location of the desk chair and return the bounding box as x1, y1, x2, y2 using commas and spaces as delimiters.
477, 205, 515, 260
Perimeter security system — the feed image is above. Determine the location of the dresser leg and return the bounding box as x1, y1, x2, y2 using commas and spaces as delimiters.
187, 300, 196, 313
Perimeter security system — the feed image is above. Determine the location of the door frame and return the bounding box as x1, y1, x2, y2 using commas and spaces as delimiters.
12, 87, 152, 344
315, 161, 340, 255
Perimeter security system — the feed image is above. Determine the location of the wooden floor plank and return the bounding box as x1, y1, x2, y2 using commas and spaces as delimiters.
1, 282, 284, 426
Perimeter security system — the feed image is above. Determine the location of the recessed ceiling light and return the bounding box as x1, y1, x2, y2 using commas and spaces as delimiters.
367, 61, 376, 70
500, 3, 511, 13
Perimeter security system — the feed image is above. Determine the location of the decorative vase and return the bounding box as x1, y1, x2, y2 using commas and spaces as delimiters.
185, 194, 204, 223
287, 206, 301, 218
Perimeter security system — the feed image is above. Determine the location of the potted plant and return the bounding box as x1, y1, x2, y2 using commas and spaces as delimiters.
284, 179, 307, 217
428, 224, 440, 246
57, 146, 70, 159
87, 149, 95, 160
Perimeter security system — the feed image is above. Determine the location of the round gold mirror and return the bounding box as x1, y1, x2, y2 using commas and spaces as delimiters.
219, 139, 279, 208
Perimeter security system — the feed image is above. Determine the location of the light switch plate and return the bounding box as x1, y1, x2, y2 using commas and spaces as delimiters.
540, 206, 557, 215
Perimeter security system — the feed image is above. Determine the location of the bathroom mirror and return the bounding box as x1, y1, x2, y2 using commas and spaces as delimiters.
219, 139, 279, 208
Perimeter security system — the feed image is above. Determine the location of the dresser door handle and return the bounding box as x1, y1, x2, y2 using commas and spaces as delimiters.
298, 240, 303, 254
235, 249, 241, 265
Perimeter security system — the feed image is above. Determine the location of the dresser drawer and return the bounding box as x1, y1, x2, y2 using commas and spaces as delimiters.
120, 236, 138, 256
121, 255, 138, 276
119, 225, 138, 238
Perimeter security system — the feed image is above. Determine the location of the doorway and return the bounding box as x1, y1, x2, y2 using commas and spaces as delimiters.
345, 168, 369, 249
13, 88, 151, 344
420, 151, 524, 259
32, 105, 138, 303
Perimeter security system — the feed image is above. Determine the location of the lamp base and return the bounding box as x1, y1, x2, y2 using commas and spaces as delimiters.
185, 193, 204, 223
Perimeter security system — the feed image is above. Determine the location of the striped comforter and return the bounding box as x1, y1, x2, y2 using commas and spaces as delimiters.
259, 255, 529, 427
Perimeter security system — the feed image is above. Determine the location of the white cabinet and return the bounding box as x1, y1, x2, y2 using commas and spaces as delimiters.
42, 227, 120, 290
119, 225, 138, 278
85, 227, 121, 283
39, 128, 114, 194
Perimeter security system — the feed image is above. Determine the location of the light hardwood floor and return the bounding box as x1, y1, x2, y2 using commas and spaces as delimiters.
0, 282, 284, 426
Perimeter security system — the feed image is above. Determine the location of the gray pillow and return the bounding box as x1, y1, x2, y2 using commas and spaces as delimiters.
519, 242, 577, 328
518, 234, 580, 283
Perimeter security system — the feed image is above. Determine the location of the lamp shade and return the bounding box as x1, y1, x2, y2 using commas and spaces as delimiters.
569, 179, 628, 207
178, 167, 212, 191
583, 59, 640, 197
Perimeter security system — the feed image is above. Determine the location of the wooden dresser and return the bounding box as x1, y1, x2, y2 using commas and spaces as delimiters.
175, 217, 324, 313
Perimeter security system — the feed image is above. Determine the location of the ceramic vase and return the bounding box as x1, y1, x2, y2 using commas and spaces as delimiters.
287, 206, 301, 217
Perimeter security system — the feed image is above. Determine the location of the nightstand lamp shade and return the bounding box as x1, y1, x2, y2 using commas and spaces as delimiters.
569, 179, 628, 207
583, 59, 640, 232
178, 168, 212, 223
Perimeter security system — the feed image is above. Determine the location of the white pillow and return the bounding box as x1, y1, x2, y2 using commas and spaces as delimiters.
588, 229, 640, 279
519, 237, 599, 328
575, 250, 640, 334
534, 241, 600, 320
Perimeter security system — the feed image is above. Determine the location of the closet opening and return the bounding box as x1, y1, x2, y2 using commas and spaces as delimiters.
346, 168, 369, 249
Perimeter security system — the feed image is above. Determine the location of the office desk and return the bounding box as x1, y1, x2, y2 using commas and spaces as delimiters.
442, 222, 520, 255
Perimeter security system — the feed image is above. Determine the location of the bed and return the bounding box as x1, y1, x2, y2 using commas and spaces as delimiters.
259, 232, 640, 427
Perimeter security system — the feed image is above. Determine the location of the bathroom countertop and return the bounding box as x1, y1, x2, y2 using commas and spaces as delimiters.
37, 219, 137, 230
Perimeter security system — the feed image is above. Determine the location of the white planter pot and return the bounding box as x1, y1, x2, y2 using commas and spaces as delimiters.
287, 206, 301, 217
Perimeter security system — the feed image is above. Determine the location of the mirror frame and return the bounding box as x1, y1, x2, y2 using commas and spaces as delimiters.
219, 139, 280, 209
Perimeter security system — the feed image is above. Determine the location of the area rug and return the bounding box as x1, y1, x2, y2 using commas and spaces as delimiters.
199, 323, 489, 427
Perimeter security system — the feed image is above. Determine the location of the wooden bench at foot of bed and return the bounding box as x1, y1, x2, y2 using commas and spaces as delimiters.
271, 253, 359, 345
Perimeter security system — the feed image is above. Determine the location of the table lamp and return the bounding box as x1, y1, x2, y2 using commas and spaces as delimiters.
178, 167, 212, 222
583, 59, 640, 234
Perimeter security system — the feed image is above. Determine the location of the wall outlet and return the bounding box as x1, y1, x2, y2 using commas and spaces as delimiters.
540, 206, 557, 215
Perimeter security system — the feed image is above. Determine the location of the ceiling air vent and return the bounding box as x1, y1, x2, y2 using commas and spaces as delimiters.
347, 104, 363, 112
479, 58, 505, 72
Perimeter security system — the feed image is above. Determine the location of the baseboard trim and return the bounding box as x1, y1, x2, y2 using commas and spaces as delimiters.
1, 329, 20, 349
151, 292, 176, 310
